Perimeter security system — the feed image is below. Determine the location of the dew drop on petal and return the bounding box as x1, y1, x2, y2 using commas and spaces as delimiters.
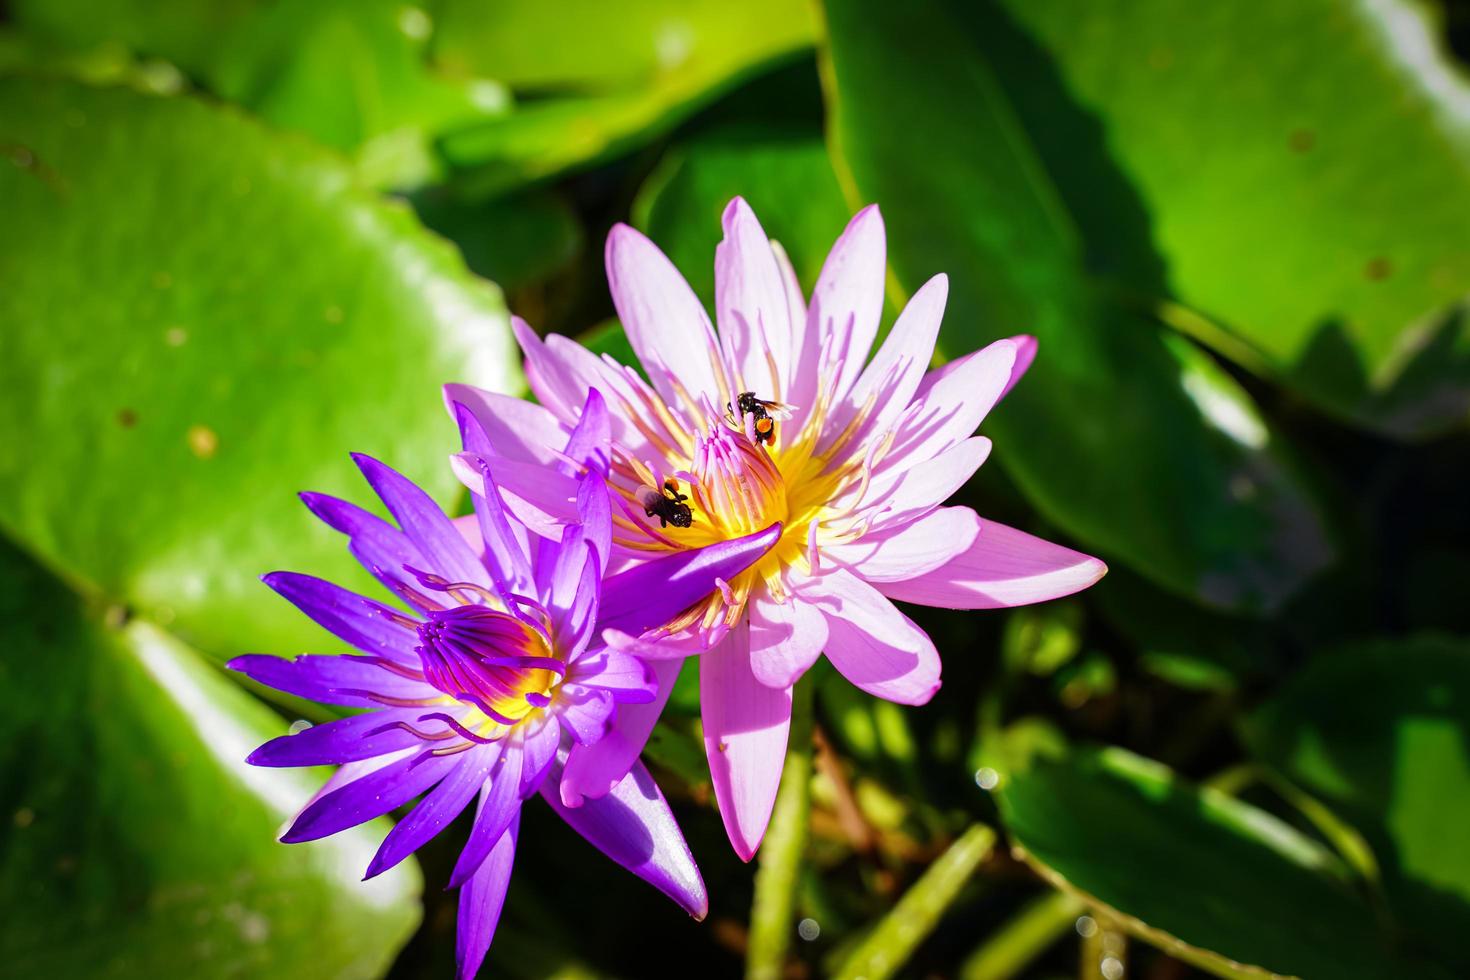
288, 719, 313, 735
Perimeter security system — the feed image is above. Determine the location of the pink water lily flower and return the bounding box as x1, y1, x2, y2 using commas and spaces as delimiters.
449, 198, 1106, 860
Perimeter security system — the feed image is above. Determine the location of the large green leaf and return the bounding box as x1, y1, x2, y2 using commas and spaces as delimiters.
989, 741, 1436, 979
9, 0, 507, 187
962, 0, 1470, 438
0, 539, 422, 977
433, 0, 817, 196
0, 77, 517, 664
822, 0, 1332, 613
1243, 635, 1470, 974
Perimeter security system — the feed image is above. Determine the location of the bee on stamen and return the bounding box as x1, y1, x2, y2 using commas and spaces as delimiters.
636, 479, 693, 529
726, 391, 795, 446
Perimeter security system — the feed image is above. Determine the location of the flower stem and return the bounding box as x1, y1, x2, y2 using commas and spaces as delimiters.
746, 678, 816, 980
833, 823, 997, 980
959, 890, 1084, 980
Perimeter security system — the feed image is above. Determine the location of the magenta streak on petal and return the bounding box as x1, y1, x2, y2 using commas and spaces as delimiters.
449, 743, 522, 888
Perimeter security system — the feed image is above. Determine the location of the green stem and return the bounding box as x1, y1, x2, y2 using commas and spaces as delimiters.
746, 678, 816, 980
959, 890, 1084, 980
833, 823, 998, 980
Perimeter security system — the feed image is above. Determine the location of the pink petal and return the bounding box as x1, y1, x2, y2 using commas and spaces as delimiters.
857, 436, 992, 533
701, 620, 792, 862
809, 205, 886, 401
826, 506, 981, 583
1000, 334, 1038, 399
453, 451, 579, 540
443, 384, 568, 467
748, 586, 829, 690
808, 568, 941, 705
716, 198, 793, 398
773, 240, 818, 433
825, 273, 947, 450
511, 318, 660, 459
892, 337, 1020, 468
878, 518, 1107, 609
559, 659, 683, 806
606, 223, 729, 416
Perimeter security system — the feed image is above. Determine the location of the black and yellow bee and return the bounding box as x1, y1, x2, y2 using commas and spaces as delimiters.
636, 479, 693, 529
727, 391, 795, 446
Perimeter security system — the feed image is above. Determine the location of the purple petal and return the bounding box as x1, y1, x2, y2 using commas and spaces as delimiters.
299, 492, 434, 609
597, 523, 781, 638
444, 383, 569, 467
454, 450, 579, 540
517, 719, 560, 798
229, 653, 435, 709
455, 445, 536, 599
247, 708, 429, 767
353, 453, 492, 590
554, 683, 616, 746
562, 388, 612, 478
365, 743, 496, 880
281, 748, 460, 843
542, 755, 708, 919
456, 810, 519, 980
877, 518, 1107, 609
999, 334, 1038, 399
567, 647, 657, 704
701, 620, 791, 862
559, 660, 681, 807
809, 568, 941, 705
263, 572, 419, 663
448, 743, 522, 888
855, 437, 992, 534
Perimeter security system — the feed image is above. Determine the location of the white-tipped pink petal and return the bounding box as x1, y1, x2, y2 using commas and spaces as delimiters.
826, 506, 981, 583
700, 620, 792, 862
716, 198, 793, 397
857, 436, 992, 533
606, 223, 728, 418
826, 273, 948, 447
444, 384, 568, 467
808, 568, 941, 705
809, 205, 886, 401
878, 518, 1107, 609
894, 337, 1021, 466
748, 589, 829, 690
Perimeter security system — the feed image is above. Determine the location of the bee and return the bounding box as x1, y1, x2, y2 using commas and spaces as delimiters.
726, 391, 795, 446
636, 479, 693, 529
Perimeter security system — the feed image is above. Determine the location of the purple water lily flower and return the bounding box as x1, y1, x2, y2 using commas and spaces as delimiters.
232, 390, 779, 979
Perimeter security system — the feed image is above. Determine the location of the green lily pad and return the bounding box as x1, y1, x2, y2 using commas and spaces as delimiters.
961, 0, 1470, 437
822, 0, 1332, 613
989, 742, 1438, 979
0, 77, 518, 664
1243, 635, 1470, 974
0, 540, 422, 977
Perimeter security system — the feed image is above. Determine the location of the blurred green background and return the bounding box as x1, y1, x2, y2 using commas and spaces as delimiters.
3, 1, 1470, 977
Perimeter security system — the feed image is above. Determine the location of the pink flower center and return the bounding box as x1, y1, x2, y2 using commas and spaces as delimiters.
415, 606, 563, 725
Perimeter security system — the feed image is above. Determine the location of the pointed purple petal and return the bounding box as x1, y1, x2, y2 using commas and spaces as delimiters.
263, 572, 419, 663
559, 660, 681, 807
448, 743, 523, 888
281, 748, 459, 843
444, 383, 569, 467
542, 754, 708, 919
562, 388, 612, 478
567, 647, 657, 704
246, 708, 428, 768
299, 492, 434, 609
456, 811, 519, 980
597, 523, 781, 638
353, 453, 492, 590
366, 744, 496, 880
229, 653, 435, 708
554, 683, 616, 746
